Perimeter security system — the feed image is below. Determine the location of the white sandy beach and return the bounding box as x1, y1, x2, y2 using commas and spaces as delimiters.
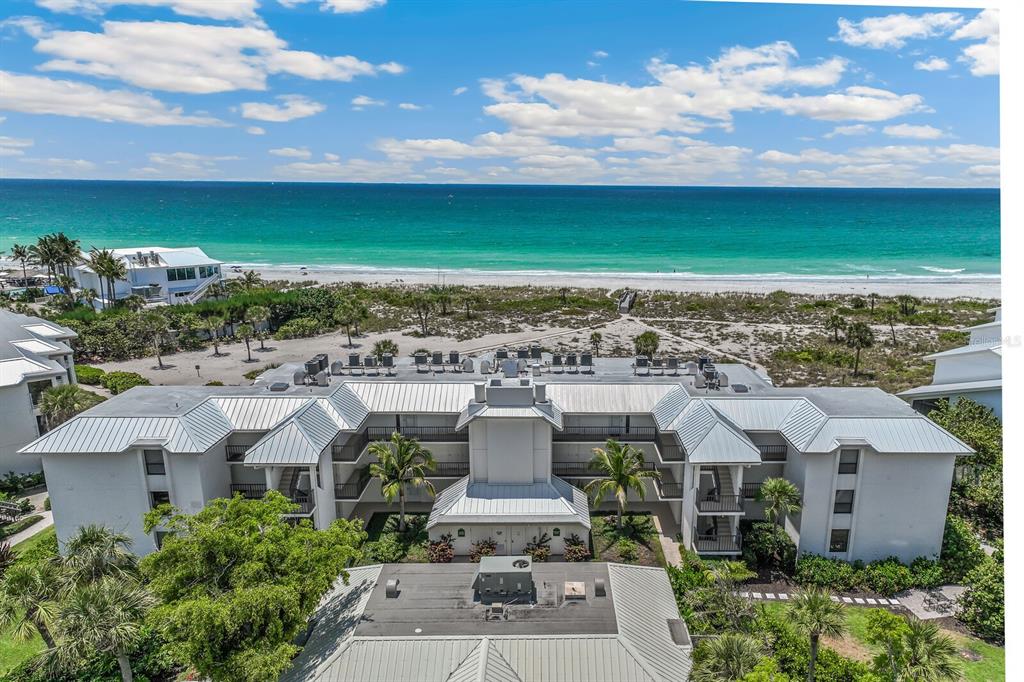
241, 264, 1001, 300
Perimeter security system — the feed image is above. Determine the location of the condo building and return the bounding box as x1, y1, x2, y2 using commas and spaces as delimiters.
72, 246, 223, 308
22, 356, 971, 562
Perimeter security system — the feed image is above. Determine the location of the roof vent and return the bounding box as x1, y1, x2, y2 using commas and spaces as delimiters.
386, 578, 400, 599
512, 559, 529, 568
732, 384, 749, 393
594, 578, 607, 597
474, 382, 486, 403
667, 619, 692, 647
269, 382, 289, 392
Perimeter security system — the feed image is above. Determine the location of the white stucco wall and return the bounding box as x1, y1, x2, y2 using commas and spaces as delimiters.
1, 383, 43, 474
933, 352, 1000, 384
430, 522, 588, 555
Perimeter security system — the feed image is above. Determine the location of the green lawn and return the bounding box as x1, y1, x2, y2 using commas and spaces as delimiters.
11, 526, 55, 557
0, 527, 56, 673
761, 602, 1004, 682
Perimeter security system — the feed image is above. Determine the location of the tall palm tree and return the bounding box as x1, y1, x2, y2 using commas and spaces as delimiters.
50, 576, 155, 682
141, 311, 169, 369
352, 299, 370, 336
0, 560, 60, 648
789, 587, 846, 682
236, 323, 255, 362
368, 432, 436, 532
240, 269, 263, 290
204, 315, 225, 356
845, 321, 875, 376
335, 299, 358, 347
29, 235, 60, 283
825, 314, 846, 343
247, 305, 271, 350
590, 331, 602, 356
10, 243, 30, 285
58, 525, 138, 588
756, 477, 802, 529
691, 632, 764, 682
52, 232, 81, 277
39, 384, 103, 428
585, 439, 661, 530
900, 618, 961, 681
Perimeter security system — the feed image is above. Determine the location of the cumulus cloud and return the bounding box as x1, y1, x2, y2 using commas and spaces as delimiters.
241, 95, 325, 122
452, 86, 468, 96
137, 151, 240, 176
273, 158, 421, 182
914, 57, 949, 71
324, 152, 339, 161
278, 0, 386, 13
398, 102, 422, 110
18, 157, 97, 174
351, 95, 386, 109
834, 12, 963, 49
0, 70, 225, 126
375, 132, 584, 162
269, 147, 312, 159
882, 124, 944, 139
22, 20, 402, 95
936, 144, 998, 164
952, 9, 999, 77
245, 126, 266, 135
824, 124, 874, 138
0, 136, 34, 157
966, 165, 998, 177
35, 0, 260, 21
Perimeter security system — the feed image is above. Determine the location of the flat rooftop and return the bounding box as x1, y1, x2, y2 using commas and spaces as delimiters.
353, 563, 618, 638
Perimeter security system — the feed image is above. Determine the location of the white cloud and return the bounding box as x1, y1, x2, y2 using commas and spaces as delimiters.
324, 152, 339, 161
376, 131, 584, 162
914, 57, 949, 72
241, 95, 325, 122
35, 0, 259, 21
273, 158, 420, 182
882, 124, 944, 139
0, 70, 225, 126
824, 124, 873, 138
834, 12, 963, 49
936, 144, 998, 164
398, 102, 422, 110
279, 0, 386, 13
966, 165, 999, 177
269, 146, 312, 159
18, 157, 97, 173
351, 95, 386, 109
952, 9, 998, 77
452, 86, 468, 96
757, 148, 850, 165
139, 151, 240, 176
245, 126, 265, 135
593, 50, 609, 59
23, 20, 402, 95
0, 136, 34, 157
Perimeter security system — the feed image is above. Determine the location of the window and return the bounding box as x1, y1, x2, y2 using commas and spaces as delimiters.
27, 380, 50, 406
144, 449, 165, 475
829, 529, 850, 553
833, 489, 855, 514
838, 449, 859, 474
457, 528, 465, 537
150, 491, 170, 508
552, 528, 561, 537
198, 265, 220, 278
167, 267, 196, 282
155, 530, 172, 549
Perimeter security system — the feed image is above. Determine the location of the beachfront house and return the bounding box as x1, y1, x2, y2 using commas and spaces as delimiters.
72, 246, 223, 308
22, 356, 970, 563
1, 310, 78, 474
899, 307, 1002, 419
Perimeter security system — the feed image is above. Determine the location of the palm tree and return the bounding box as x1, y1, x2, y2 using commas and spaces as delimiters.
247, 305, 271, 350
52, 232, 81, 277
372, 339, 399, 362
590, 331, 603, 357
335, 299, 359, 347
240, 269, 263, 290
633, 330, 660, 357
896, 295, 919, 317
10, 244, 30, 286
0, 560, 60, 648
789, 587, 846, 682
428, 284, 452, 315
585, 439, 661, 530
50, 576, 155, 682
408, 293, 433, 336
845, 321, 875, 376
29, 234, 60, 283
204, 315, 225, 356
237, 323, 255, 362
140, 311, 169, 369
460, 292, 480, 319
368, 432, 436, 532
39, 384, 103, 428
691, 632, 764, 682
58, 525, 138, 588
900, 619, 961, 681
825, 314, 846, 343
352, 299, 370, 336
756, 477, 802, 529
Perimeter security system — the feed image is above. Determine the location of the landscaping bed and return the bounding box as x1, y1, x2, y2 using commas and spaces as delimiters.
359, 513, 430, 564
590, 513, 665, 567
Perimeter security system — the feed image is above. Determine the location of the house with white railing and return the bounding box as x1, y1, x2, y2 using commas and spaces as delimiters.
72, 246, 222, 308
22, 354, 971, 562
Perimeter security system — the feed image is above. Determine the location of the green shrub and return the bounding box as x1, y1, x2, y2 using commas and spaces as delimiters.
427, 534, 454, 563
940, 514, 986, 582
273, 317, 321, 340
616, 537, 639, 562
0, 514, 43, 539
909, 556, 944, 589
365, 533, 406, 563
753, 607, 874, 681
205, 380, 224, 386
742, 522, 796, 572
563, 543, 591, 562
861, 557, 914, 597
469, 538, 497, 563
43, 496, 51, 511
794, 554, 860, 592
958, 555, 1004, 642
75, 364, 105, 385
100, 370, 151, 395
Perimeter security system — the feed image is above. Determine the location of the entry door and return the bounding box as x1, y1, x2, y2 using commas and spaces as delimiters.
506, 527, 527, 555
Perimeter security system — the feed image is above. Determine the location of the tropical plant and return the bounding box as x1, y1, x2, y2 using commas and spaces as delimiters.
824, 314, 846, 343
460, 292, 480, 319
692, 632, 765, 682
590, 331, 603, 356
236, 323, 255, 362
584, 439, 661, 530
633, 330, 660, 357
140, 492, 365, 682
39, 384, 104, 428
100, 371, 150, 395
896, 295, 919, 316
845, 321, 875, 375
0, 559, 61, 648
10, 243, 31, 285
204, 315, 225, 356
335, 298, 359, 347
368, 432, 437, 532
239, 270, 264, 290
428, 284, 453, 315
0, 542, 15, 578
865, 609, 960, 682
140, 311, 169, 369
788, 587, 846, 682
427, 534, 454, 563
469, 538, 497, 563
958, 554, 1003, 641
58, 525, 138, 588
246, 304, 271, 350
48, 576, 156, 682
756, 477, 802, 529
372, 339, 399, 362
525, 532, 551, 562
407, 292, 433, 336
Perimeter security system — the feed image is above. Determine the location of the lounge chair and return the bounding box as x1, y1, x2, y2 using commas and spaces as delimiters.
550, 353, 564, 374
566, 352, 578, 374
666, 357, 679, 376
348, 352, 363, 375
580, 352, 593, 374
414, 352, 429, 373
633, 355, 650, 376
431, 351, 445, 373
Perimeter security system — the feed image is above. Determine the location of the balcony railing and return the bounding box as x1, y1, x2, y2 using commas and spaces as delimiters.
366, 426, 468, 442
552, 426, 657, 442
758, 444, 788, 462
655, 471, 683, 500
285, 492, 315, 516
335, 468, 372, 500
741, 482, 762, 499
430, 461, 469, 477
230, 483, 267, 499
696, 493, 744, 513
225, 445, 249, 462
694, 533, 743, 553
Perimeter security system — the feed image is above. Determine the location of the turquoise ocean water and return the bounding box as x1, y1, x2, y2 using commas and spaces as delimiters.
0, 180, 1000, 280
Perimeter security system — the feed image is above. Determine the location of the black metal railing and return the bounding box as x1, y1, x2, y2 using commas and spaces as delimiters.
225, 445, 249, 462
655, 471, 683, 499
553, 426, 657, 442
430, 461, 470, 477
230, 483, 267, 499
332, 432, 369, 461
365, 426, 468, 442
286, 493, 315, 515
741, 482, 762, 499
758, 444, 788, 462
551, 462, 604, 477
696, 494, 744, 513
335, 468, 372, 500
694, 533, 743, 553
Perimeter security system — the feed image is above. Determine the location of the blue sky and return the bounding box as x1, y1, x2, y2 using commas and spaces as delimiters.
0, 1, 1000, 186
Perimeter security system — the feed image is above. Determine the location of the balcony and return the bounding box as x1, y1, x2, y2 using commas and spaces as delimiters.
285, 492, 315, 516
741, 482, 762, 500
654, 470, 683, 500
694, 533, 743, 554
230, 483, 266, 499
366, 426, 468, 442
552, 426, 657, 442
335, 468, 372, 500
758, 444, 787, 462
225, 445, 249, 462
696, 493, 744, 513
430, 461, 469, 477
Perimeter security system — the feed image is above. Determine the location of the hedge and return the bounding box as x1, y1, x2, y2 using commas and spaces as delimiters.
0, 514, 44, 540
100, 370, 151, 395
75, 364, 106, 385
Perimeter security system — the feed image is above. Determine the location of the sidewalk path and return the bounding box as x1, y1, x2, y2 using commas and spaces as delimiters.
897, 586, 966, 620
7, 510, 54, 547
739, 590, 903, 608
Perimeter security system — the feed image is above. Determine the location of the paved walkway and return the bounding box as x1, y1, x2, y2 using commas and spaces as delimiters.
896, 586, 966, 620
5, 491, 53, 547
739, 590, 903, 608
